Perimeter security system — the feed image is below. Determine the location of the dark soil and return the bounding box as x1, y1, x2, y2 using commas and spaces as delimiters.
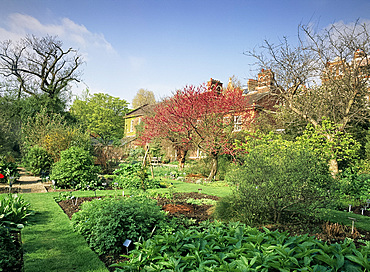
56, 193, 370, 271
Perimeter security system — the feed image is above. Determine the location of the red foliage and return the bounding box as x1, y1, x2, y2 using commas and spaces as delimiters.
140, 84, 253, 161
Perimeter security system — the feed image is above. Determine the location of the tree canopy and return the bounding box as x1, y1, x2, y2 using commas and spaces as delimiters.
131, 88, 156, 109
70, 90, 129, 143
140, 84, 252, 179
0, 35, 83, 99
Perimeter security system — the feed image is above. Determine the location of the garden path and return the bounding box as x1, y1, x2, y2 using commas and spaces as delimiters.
0, 168, 47, 193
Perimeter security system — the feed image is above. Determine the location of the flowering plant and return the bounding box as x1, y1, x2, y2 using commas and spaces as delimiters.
0, 161, 20, 183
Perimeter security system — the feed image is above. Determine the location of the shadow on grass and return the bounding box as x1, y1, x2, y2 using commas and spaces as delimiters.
26, 210, 52, 226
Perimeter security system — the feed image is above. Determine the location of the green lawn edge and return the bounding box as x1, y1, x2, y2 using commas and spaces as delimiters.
21, 193, 108, 272
320, 208, 370, 232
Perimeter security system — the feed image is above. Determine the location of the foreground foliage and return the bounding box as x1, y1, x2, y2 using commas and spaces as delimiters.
0, 194, 33, 271
113, 221, 370, 271
0, 194, 33, 230
0, 225, 22, 271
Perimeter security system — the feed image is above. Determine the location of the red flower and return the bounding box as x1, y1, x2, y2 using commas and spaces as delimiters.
0, 173, 4, 179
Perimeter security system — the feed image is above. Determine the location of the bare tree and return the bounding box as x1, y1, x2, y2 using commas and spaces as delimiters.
247, 21, 370, 175
0, 35, 83, 99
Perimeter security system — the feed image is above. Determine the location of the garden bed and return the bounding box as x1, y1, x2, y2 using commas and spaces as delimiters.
56, 193, 370, 271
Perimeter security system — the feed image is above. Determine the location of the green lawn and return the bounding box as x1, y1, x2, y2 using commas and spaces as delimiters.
21, 192, 109, 272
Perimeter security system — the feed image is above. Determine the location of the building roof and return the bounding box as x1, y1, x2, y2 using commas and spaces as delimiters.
124, 103, 156, 118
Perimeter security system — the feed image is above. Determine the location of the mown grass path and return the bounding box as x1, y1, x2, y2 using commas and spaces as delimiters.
21, 193, 108, 272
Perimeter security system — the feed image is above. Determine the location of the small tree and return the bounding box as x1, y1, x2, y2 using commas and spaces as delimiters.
141, 84, 252, 180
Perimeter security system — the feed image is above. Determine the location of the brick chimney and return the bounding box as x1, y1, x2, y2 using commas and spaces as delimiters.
247, 79, 258, 92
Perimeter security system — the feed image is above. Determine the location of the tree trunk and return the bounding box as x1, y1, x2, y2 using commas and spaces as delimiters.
207, 153, 218, 181
329, 158, 339, 178
176, 148, 187, 170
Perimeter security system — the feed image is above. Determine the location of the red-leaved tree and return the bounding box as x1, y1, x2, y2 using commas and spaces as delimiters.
140, 84, 253, 180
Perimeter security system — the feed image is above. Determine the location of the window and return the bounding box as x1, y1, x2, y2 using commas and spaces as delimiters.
130, 119, 134, 132
233, 115, 242, 132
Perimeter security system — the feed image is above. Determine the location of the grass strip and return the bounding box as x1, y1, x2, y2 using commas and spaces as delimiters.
21, 193, 108, 272
321, 208, 370, 232
149, 179, 232, 198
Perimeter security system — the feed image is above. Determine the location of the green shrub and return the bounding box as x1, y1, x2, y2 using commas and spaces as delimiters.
185, 158, 211, 178
113, 162, 160, 190
336, 167, 370, 205
23, 145, 53, 175
0, 194, 33, 230
50, 146, 101, 189
71, 196, 166, 255
0, 226, 21, 271
215, 135, 333, 225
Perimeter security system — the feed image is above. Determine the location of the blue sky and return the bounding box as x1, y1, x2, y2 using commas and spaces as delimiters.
1, 0, 370, 107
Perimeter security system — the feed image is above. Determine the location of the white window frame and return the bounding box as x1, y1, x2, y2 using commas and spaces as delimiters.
233, 115, 242, 132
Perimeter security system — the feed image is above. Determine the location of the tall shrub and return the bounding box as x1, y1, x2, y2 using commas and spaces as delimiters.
23, 145, 53, 175
215, 134, 333, 225
50, 146, 100, 189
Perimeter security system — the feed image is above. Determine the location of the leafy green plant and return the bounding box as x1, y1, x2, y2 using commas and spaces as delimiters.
71, 196, 166, 255
0, 194, 33, 230
23, 145, 53, 175
50, 146, 101, 189
113, 162, 160, 190
339, 168, 370, 204
186, 198, 217, 206
0, 225, 22, 271
53, 192, 75, 202
0, 158, 20, 183
113, 221, 370, 271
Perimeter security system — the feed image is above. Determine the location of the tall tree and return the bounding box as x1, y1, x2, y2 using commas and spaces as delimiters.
132, 88, 156, 109
0, 35, 83, 99
70, 90, 129, 143
247, 21, 370, 175
140, 84, 252, 180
